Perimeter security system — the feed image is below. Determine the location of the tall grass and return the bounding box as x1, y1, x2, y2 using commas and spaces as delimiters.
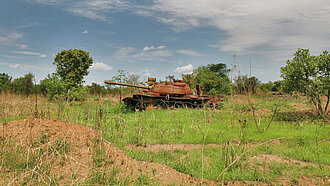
0, 92, 328, 182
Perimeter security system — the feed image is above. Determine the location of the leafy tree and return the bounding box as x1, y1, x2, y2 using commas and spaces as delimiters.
40, 49, 93, 101
87, 83, 107, 95
53, 49, 93, 86
271, 80, 283, 92
259, 81, 274, 93
165, 75, 175, 83
207, 63, 230, 78
40, 74, 88, 101
248, 76, 261, 94
11, 73, 35, 96
107, 70, 137, 97
192, 63, 230, 95
234, 75, 248, 94
234, 75, 260, 94
126, 73, 141, 85
281, 49, 329, 116
181, 73, 196, 90
39, 74, 69, 100
0, 73, 12, 92
111, 70, 128, 84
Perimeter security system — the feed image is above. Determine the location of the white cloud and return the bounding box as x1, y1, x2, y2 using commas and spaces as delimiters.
28, 0, 131, 23
140, 0, 330, 58
143, 45, 166, 52
134, 45, 172, 61
10, 64, 20, 68
27, 0, 60, 5
176, 49, 203, 56
27, 0, 330, 63
134, 49, 172, 61
82, 30, 88, 34
90, 62, 113, 71
10, 51, 47, 58
2, 62, 51, 71
114, 46, 137, 57
113, 45, 172, 62
18, 44, 27, 49
27, 0, 330, 56
132, 69, 151, 77
0, 30, 23, 46
14, 22, 39, 29
175, 64, 193, 73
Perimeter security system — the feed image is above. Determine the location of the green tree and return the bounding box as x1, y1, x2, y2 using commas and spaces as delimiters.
0, 73, 12, 93
39, 74, 69, 100
107, 70, 136, 99
248, 76, 261, 94
207, 63, 230, 78
259, 81, 274, 93
165, 75, 175, 83
193, 63, 230, 95
53, 49, 93, 86
181, 73, 196, 90
234, 75, 260, 94
272, 80, 283, 92
127, 73, 140, 85
111, 70, 128, 84
40, 74, 88, 101
87, 83, 107, 95
281, 48, 329, 116
11, 73, 35, 96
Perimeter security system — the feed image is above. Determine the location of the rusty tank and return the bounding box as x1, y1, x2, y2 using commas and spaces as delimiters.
104, 77, 221, 111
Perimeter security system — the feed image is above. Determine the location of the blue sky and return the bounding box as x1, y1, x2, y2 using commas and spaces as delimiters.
1, 0, 329, 85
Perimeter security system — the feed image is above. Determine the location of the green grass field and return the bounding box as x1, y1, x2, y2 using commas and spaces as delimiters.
1, 93, 329, 184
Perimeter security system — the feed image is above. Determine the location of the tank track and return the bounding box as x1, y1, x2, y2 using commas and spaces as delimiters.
123, 95, 214, 111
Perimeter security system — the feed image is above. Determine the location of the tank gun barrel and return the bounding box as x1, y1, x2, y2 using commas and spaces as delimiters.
104, 81, 150, 89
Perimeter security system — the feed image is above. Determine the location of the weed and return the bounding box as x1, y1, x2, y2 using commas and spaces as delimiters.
1, 93, 329, 183
85, 168, 120, 185
137, 174, 150, 185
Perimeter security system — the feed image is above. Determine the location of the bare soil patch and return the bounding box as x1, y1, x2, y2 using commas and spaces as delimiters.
126, 143, 223, 153
250, 154, 328, 168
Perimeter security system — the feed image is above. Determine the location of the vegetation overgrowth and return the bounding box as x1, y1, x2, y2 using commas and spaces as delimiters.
1, 92, 328, 184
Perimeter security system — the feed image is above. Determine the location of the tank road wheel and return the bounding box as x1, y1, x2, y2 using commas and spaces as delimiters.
134, 100, 145, 111
123, 97, 138, 111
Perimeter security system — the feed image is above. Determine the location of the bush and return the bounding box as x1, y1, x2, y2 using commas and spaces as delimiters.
192, 64, 231, 95
259, 82, 273, 93
234, 75, 260, 94
0, 73, 12, 93
11, 73, 35, 96
281, 49, 329, 116
68, 86, 88, 101
40, 74, 88, 101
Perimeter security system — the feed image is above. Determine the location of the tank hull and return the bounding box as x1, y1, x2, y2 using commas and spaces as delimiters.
123, 93, 219, 111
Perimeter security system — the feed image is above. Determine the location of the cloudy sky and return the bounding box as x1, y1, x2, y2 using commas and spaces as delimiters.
1, 0, 329, 84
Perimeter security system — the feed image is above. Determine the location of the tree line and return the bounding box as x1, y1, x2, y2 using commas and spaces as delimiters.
1, 48, 328, 115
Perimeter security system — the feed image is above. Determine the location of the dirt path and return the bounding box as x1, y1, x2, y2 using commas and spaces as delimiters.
250, 154, 329, 168
125, 143, 223, 153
